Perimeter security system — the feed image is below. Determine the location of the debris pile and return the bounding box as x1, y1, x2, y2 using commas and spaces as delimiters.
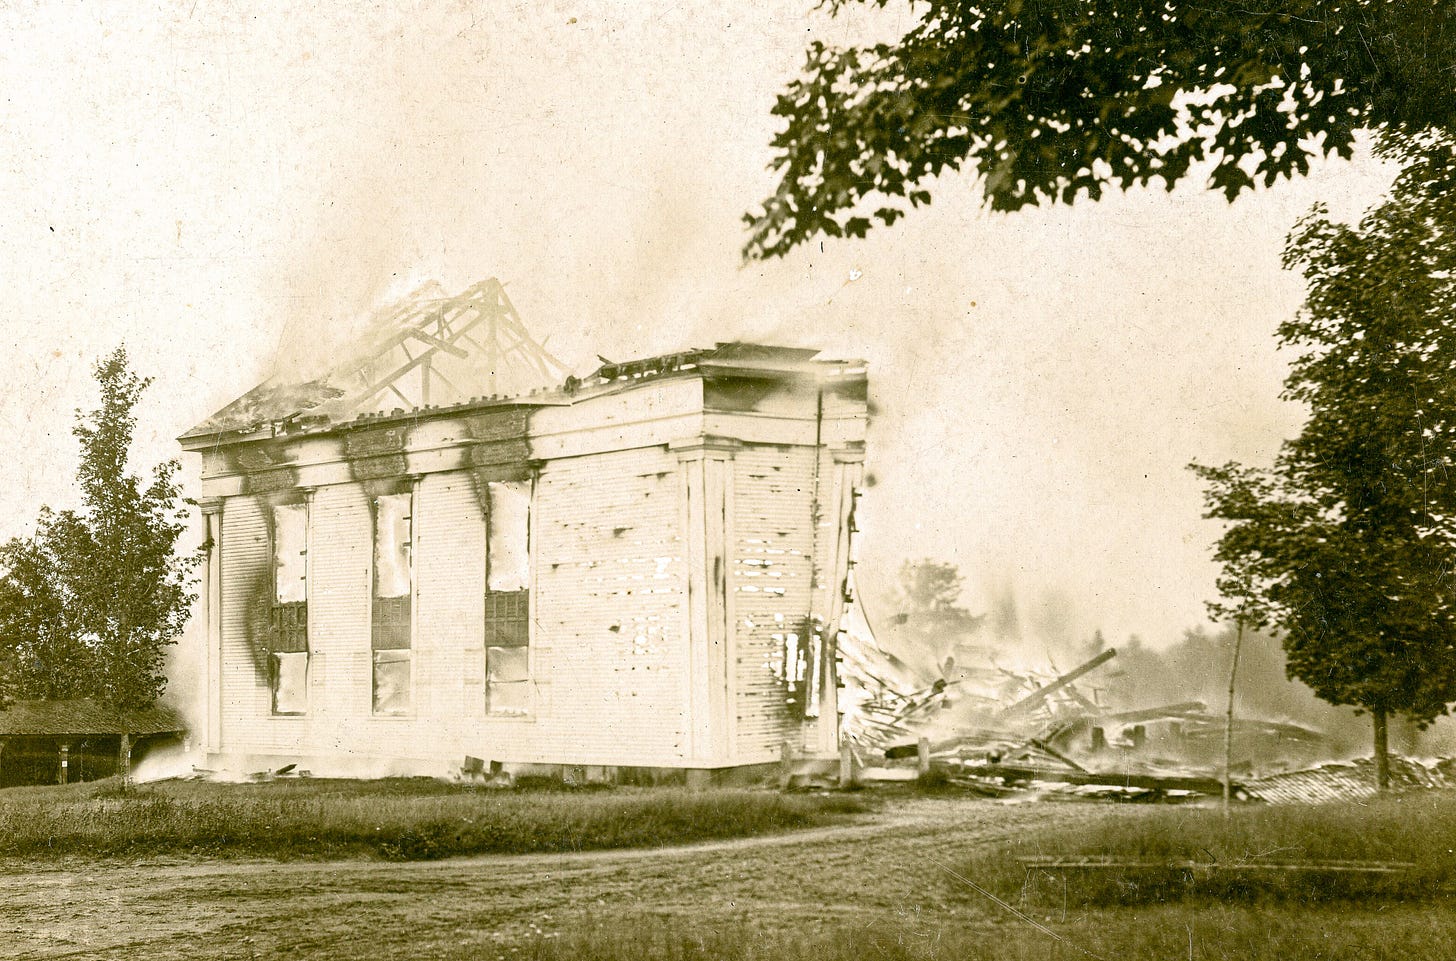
836, 628, 946, 747
1243, 756, 1456, 804
835, 602, 1360, 803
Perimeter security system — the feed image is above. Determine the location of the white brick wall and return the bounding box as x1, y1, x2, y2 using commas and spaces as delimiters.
216, 451, 707, 769
732, 444, 815, 760
532, 446, 691, 763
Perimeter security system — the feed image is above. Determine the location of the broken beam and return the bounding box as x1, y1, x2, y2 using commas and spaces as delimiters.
1103, 702, 1208, 723
999, 648, 1117, 718
966, 762, 1229, 795
406, 326, 471, 358
1023, 738, 1089, 773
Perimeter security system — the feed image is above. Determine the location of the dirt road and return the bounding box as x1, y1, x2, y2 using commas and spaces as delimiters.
0, 797, 1091, 960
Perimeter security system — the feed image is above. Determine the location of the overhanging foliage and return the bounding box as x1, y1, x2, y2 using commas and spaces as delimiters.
745, 0, 1456, 258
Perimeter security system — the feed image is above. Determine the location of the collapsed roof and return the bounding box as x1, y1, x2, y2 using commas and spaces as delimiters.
181, 277, 862, 447
182, 279, 569, 441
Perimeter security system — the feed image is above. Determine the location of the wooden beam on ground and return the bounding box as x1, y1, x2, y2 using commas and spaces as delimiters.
1025, 738, 1089, 773
884, 730, 1021, 759
967, 762, 1229, 795
1104, 702, 1208, 723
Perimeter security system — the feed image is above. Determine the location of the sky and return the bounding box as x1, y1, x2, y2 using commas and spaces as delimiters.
0, 0, 1401, 659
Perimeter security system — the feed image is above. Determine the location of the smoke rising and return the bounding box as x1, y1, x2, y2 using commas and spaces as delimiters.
859, 562, 1456, 761
30, 4, 1401, 772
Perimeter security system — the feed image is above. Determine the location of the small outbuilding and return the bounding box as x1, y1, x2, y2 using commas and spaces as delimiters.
0, 699, 186, 787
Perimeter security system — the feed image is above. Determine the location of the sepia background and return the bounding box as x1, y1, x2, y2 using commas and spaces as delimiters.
0, 0, 1399, 679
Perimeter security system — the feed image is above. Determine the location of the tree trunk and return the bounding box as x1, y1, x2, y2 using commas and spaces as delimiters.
1373, 709, 1390, 792
118, 732, 132, 794
1223, 619, 1244, 817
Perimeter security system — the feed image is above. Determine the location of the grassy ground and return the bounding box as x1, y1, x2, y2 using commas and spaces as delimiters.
960, 790, 1456, 905
455, 905, 1456, 961
0, 776, 868, 861
5, 786, 1455, 960
449, 793, 1456, 961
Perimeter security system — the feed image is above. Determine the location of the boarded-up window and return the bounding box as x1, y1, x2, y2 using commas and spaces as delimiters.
271, 651, 309, 715
483, 589, 528, 648
269, 503, 308, 715
268, 603, 308, 654
372, 596, 412, 650
372, 492, 413, 714
486, 646, 529, 715
485, 480, 530, 714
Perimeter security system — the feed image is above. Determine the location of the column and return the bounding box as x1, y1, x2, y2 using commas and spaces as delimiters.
672, 437, 738, 765
199, 498, 224, 756
808, 448, 864, 756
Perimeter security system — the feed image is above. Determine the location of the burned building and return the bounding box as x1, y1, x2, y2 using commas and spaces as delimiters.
180, 280, 868, 780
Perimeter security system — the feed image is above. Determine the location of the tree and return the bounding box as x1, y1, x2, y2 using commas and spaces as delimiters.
0, 348, 199, 709
887, 560, 987, 674
1191, 137, 1456, 789
744, 0, 1456, 259
1199, 524, 1273, 814
0, 511, 92, 702
897, 558, 967, 614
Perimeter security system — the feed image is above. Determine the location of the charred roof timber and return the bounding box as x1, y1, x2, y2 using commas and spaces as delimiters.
180, 278, 867, 452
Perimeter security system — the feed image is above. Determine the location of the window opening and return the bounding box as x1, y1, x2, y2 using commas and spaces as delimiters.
372, 491, 414, 714
485, 480, 530, 714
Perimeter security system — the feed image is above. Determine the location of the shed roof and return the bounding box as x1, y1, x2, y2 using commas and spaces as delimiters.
0, 699, 187, 737
1243, 756, 1453, 804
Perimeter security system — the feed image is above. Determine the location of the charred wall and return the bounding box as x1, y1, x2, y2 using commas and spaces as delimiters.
202, 362, 867, 769
732, 444, 816, 758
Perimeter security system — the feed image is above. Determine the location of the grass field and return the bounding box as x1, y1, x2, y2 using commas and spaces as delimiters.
461, 904, 1456, 961
961, 790, 1456, 905
0, 775, 869, 861
462, 793, 1456, 961
5, 784, 1455, 960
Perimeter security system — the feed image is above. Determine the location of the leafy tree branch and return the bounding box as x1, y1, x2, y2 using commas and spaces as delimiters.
746, 0, 1456, 259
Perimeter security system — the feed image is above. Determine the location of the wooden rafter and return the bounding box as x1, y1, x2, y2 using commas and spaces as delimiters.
330, 278, 567, 418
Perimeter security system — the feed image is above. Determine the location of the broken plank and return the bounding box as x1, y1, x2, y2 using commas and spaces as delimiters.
966, 762, 1229, 795
1025, 738, 1089, 773
999, 649, 1117, 718
1103, 701, 1208, 723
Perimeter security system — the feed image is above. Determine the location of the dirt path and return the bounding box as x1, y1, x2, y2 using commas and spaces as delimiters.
0, 797, 1094, 961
